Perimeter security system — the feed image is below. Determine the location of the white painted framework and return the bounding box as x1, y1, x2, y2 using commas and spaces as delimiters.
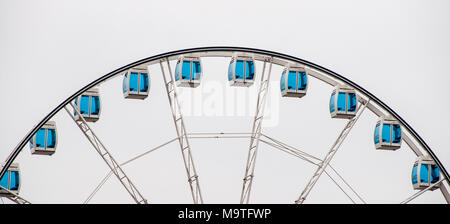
2, 48, 449, 204
160, 58, 203, 204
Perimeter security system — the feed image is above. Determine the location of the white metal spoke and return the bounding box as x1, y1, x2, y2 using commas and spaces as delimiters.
0, 185, 31, 204
259, 135, 366, 203
400, 179, 444, 204
295, 99, 369, 204
159, 59, 203, 204
64, 104, 147, 204
240, 58, 273, 204
83, 137, 178, 204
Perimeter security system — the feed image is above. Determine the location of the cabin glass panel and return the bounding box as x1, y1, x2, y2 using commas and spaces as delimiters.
9, 171, 19, 190
181, 61, 191, 80
35, 128, 46, 148
412, 163, 418, 184
374, 123, 380, 144
329, 92, 335, 113
431, 165, 440, 183
79, 96, 90, 115
90, 96, 100, 115
140, 73, 149, 92
337, 93, 346, 111
0, 171, 9, 189
392, 124, 401, 143
298, 72, 307, 90
175, 61, 180, 81
192, 61, 201, 80
280, 71, 286, 91
287, 71, 296, 90
122, 74, 127, 93
245, 61, 255, 80
347, 93, 357, 112
129, 72, 139, 92
235, 60, 244, 79
420, 164, 429, 183
46, 129, 56, 148
228, 61, 234, 81
381, 124, 391, 143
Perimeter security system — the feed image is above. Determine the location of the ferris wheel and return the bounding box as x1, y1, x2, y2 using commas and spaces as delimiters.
0, 46, 448, 204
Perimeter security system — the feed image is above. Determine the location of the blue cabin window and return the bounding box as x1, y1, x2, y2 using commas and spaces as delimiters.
129, 72, 139, 92
235, 60, 244, 79
192, 62, 201, 80
0, 171, 19, 190
0, 171, 9, 189
298, 72, 307, 90
392, 124, 401, 143
412, 163, 418, 184
374, 123, 380, 144
46, 129, 56, 148
35, 128, 46, 148
80, 96, 90, 115
91, 96, 100, 115
287, 71, 296, 90
431, 165, 440, 183
140, 73, 149, 92
420, 164, 429, 184
329, 92, 336, 113
228, 60, 234, 81
381, 124, 391, 143
123, 74, 127, 93
175, 61, 180, 81
181, 61, 191, 80
280, 71, 286, 91
245, 61, 255, 80
347, 93, 356, 112
9, 171, 19, 190
337, 93, 346, 111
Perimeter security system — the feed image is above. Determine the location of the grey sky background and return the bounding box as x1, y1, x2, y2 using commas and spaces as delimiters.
0, 0, 449, 203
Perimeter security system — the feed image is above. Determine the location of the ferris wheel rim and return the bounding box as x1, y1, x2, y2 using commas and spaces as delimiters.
1, 46, 448, 191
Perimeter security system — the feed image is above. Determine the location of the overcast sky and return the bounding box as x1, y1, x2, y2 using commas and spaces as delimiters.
0, 0, 449, 204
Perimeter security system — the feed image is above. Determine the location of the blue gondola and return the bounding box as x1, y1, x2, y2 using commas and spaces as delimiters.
280, 66, 308, 98
329, 85, 357, 119
228, 56, 255, 87
373, 116, 401, 150
411, 156, 440, 190
0, 163, 20, 196
123, 68, 150, 100
74, 88, 101, 122
29, 121, 57, 155
175, 56, 202, 88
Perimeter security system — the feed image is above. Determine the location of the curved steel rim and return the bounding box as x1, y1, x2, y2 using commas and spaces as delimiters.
1, 46, 448, 191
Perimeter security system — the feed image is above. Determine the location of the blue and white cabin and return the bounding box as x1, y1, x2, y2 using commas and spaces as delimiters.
411, 156, 440, 190
175, 56, 202, 88
373, 116, 401, 150
123, 68, 150, 100
29, 121, 57, 155
74, 88, 101, 122
228, 56, 255, 87
280, 66, 308, 98
0, 163, 20, 196
329, 85, 357, 119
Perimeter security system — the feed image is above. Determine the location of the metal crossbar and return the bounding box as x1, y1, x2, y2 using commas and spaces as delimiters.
295, 99, 369, 204
0, 185, 31, 204
64, 103, 147, 204
159, 59, 203, 204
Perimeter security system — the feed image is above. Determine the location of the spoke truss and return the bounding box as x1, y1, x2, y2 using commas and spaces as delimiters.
159, 59, 203, 204
64, 103, 147, 204
295, 99, 369, 204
